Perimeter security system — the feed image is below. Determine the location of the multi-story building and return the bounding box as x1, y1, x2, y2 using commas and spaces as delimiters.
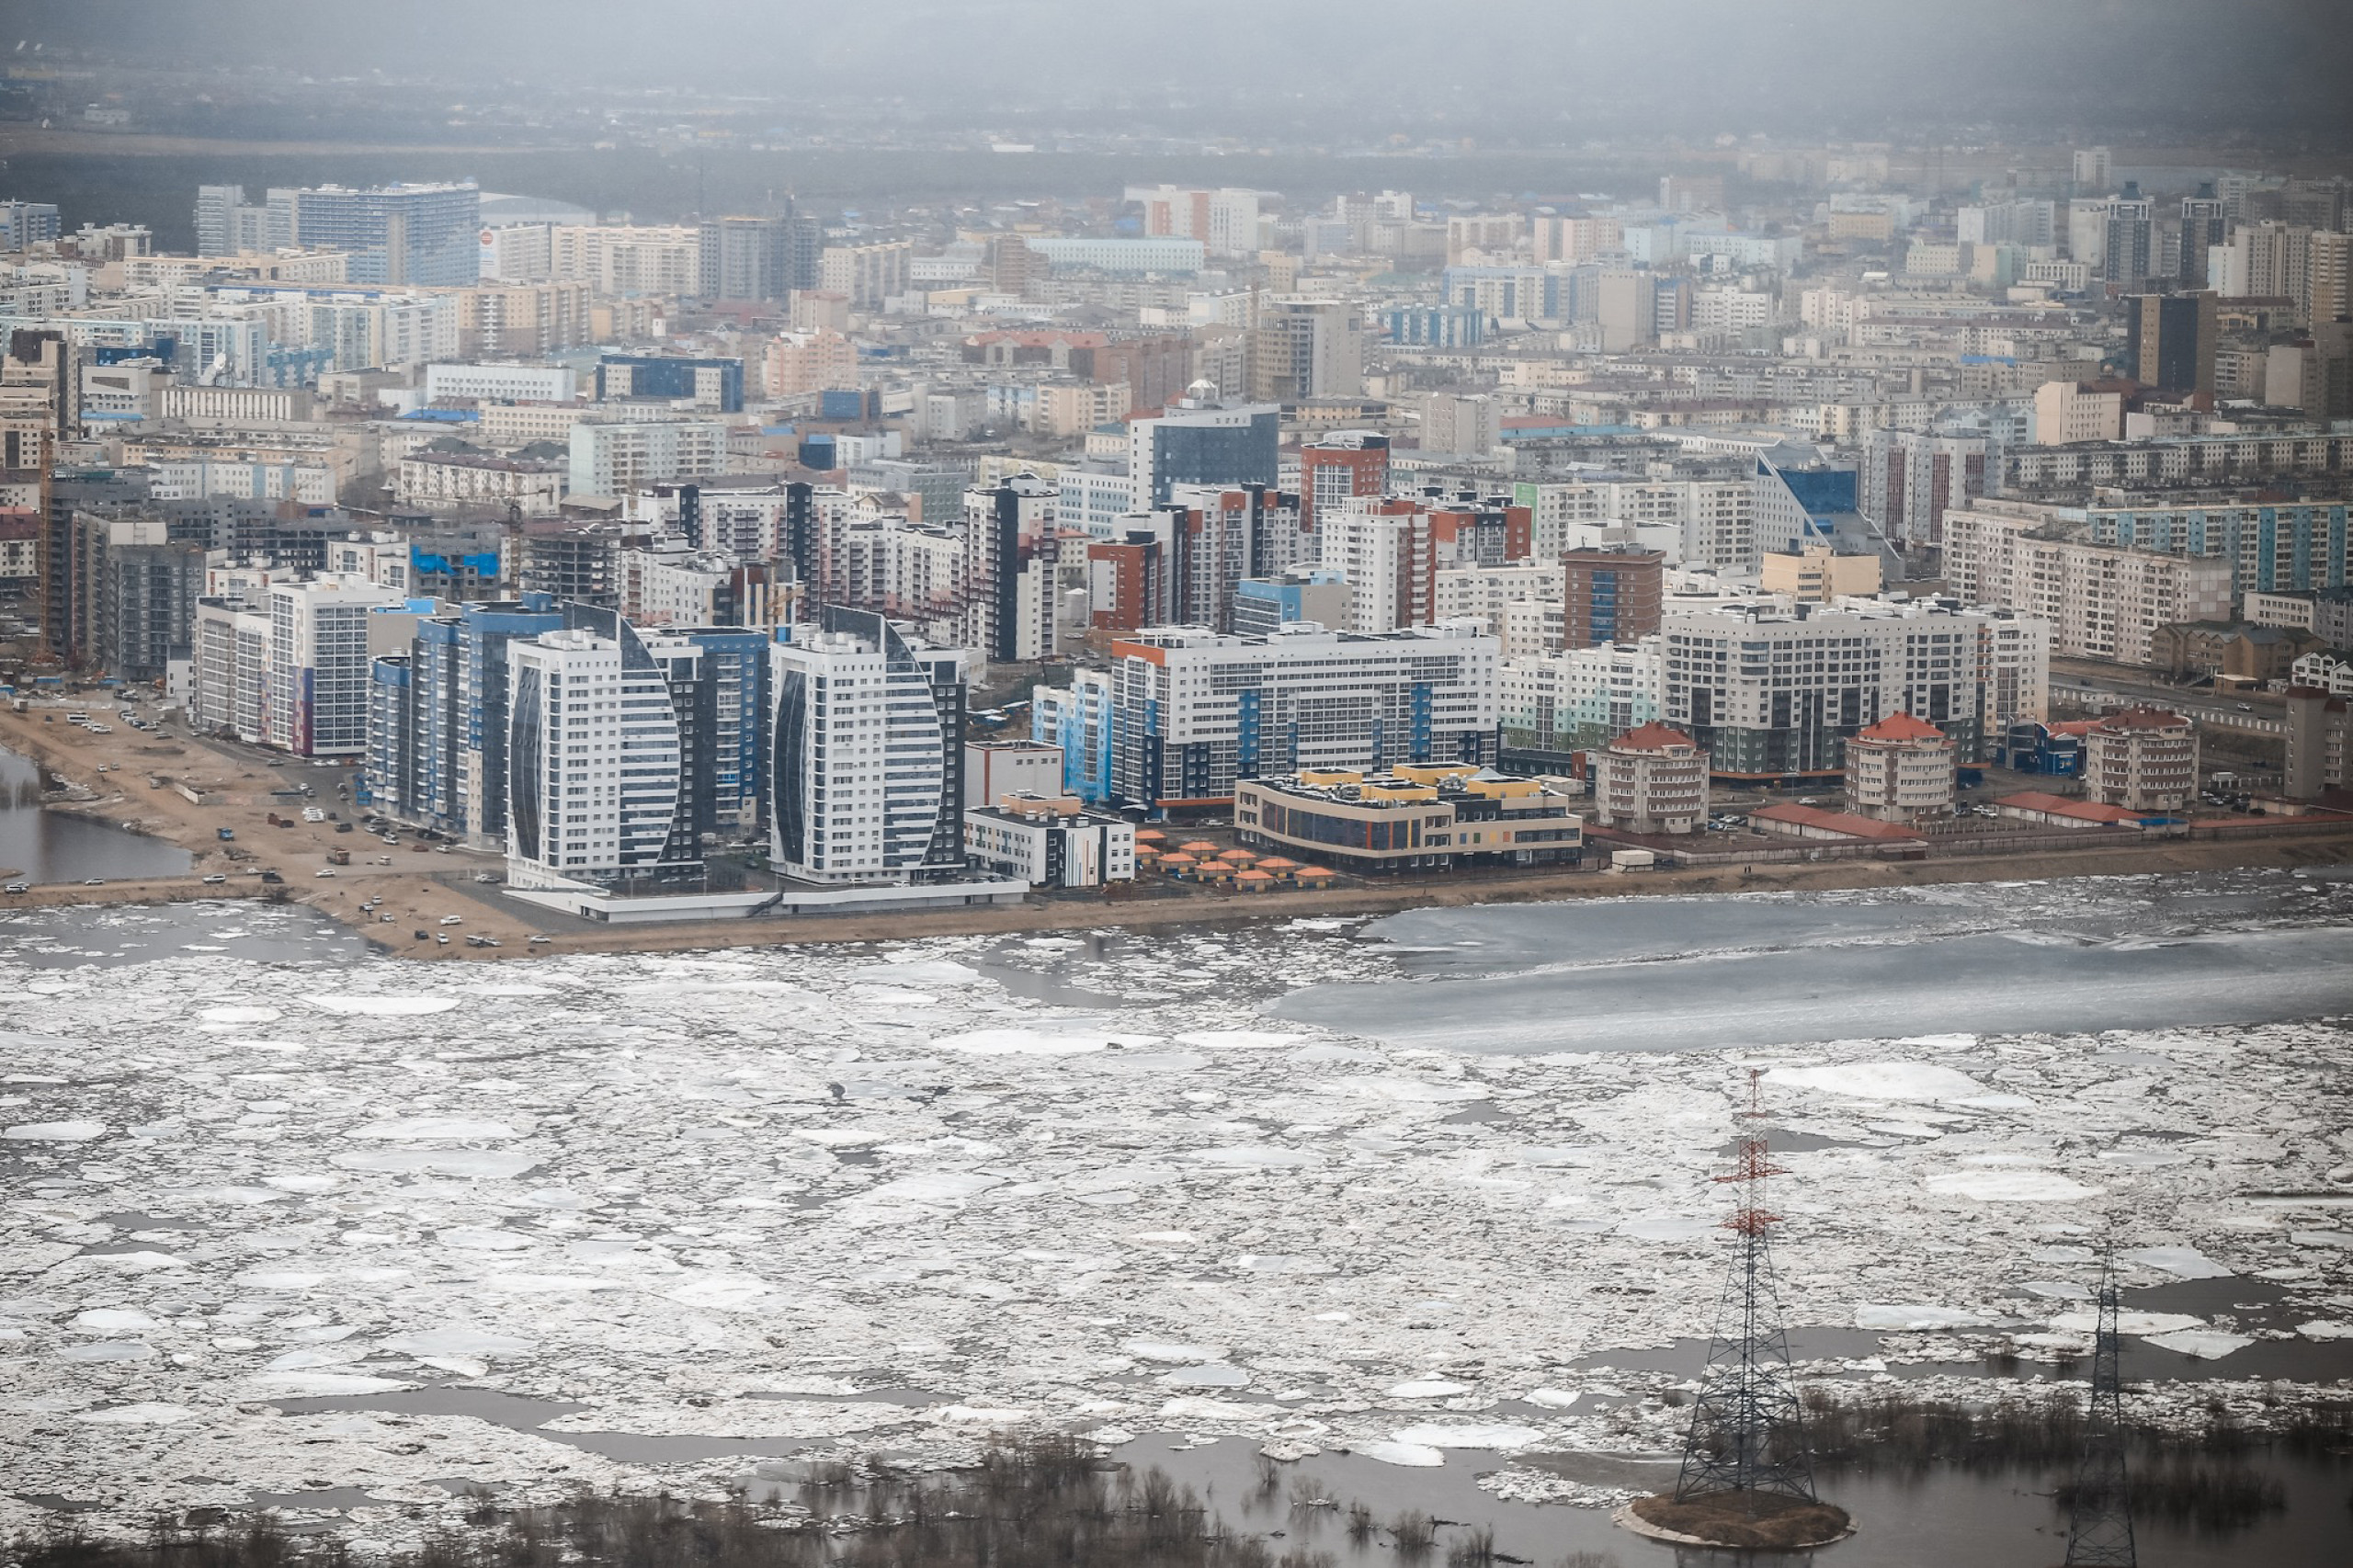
1759, 543, 1881, 603
1861, 429, 1992, 552
963, 792, 1136, 888
1434, 562, 1565, 656
1940, 502, 2234, 667
287, 182, 481, 285
1662, 597, 2049, 778
1297, 431, 1390, 534
2082, 707, 2197, 812
1103, 620, 1500, 811
395, 452, 565, 513
1499, 635, 1664, 757
1234, 766, 1583, 874
1248, 297, 1364, 402
2125, 290, 2217, 401
1128, 399, 1280, 507
2031, 381, 2127, 446
567, 419, 730, 495
262, 578, 422, 756
505, 621, 690, 888
698, 214, 793, 302
767, 606, 969, 885
818, 241, 914, 309
1592, 722, 1709, 835
1842, 712, 1956, 822
424, 363, 577, 403
1555, 545, 1665, 649
1032, 666, 1115, 803
1126, 186, 1262, 256
596, 354, 745, 413
2284, 687, 2348, 800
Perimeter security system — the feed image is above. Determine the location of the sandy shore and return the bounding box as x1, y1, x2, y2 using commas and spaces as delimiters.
7, 704, 2350, 960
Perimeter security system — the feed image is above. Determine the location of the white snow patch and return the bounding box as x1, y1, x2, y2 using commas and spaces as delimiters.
1125, 1340, 1227, 1364
1342, 1077, 1490, 1104
1175, 1031, 1302, 1051
380, 1328, 537, 1358
1190, 1145, 1322, 1169
2052, 1311, 2205, 1337
1522, 1388, 1581, 1409
931, 1028, 1140, 1056
198, 1006, 280, 1024
861, 1173, 1006, 1205
1617, 1216, 1718, 1241
244, 1372, 412, 1396
331, 1149, 536, 1177
2296, 1321, 2353, 1340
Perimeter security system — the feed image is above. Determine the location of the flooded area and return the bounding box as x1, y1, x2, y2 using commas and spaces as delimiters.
0, 746, 190, 886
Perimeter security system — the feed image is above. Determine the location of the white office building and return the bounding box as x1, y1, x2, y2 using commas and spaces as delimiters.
768, 607, 970, 885
505, 623, 688, 888
256, 578, 420, 756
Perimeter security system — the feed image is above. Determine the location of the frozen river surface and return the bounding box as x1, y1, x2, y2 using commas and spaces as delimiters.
1, 871, 2349, 1558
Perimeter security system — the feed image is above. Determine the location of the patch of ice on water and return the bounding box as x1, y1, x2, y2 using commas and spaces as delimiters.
347, 1117, 519, 1141
1766, 1063, 1988, 1103
861, 960, 983, 987
1175, 1030, 1302, 1051
244, 1371, 412, 1396
1342, 1077, 1489, 1104
1617, 1216, 1718, 1241
1158, 1397, 1285, 1422
73, 1310, 157, 1334
861, 1173, 1006, 1205
1925, 1169, 2102, 1201
1385, 1380, 1471, 1398
264, 1174, 342, 1194
5, 1120, 106, 1142
931, 1028, 1144, 1055
2296, 1321, 2353, 1340
2122, 1245, 2232, 1279
1160, 1364, 1250, 1388
1855, 1304, 1988, 1330
2143, 1329, 2253, 1359
2019, 1281, 2093, 1301
1353, 1440, 1445, 1467
619, 979, 803, 998
309, 995, 459, 1016
2052, 1310, 2205, 1336
56, 1342, 153, 1362
380, 1328, 536, 1358
1392, 1423, 1544, 1449
1287, 1042, 1384, 1065
438, 1228, 535, 1251
73, 1403, 198, 1426
1190, 1145, 1322, 1169
199, 1006, 280, 1024
1125, 1340, 1227, 1364
1523, 1388, 1580, 1409
331, 1149, 537, 1177
661, 1276, 769, 1311
1233, 1254, 1332, 1274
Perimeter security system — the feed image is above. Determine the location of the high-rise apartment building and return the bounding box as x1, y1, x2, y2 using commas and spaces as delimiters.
1104, 621, 1501, 810
2126, 290, 2218, 400
1560, 549, 1665, 649
2103, 184, 2154, 289
1861, 430, 1992, 551
767, 606, 968, 885
1126, 185, 1262, 256
506, 621, 689, 888
1938, 501, 2234, 667
1297, 431, 1390, 534
287, 182, 481, 285
698, 213, 793, 302
1247, 297, 1364, 402
567, 419, 731, 495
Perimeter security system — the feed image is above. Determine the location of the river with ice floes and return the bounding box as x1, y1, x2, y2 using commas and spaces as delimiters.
3, 868, 2351, 1562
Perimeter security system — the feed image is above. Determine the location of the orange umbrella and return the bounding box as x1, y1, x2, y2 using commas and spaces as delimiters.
1134, 828, 1166, 842
1233, 869, 1275, 889
1256, 856, 1300, 870
1179, 839, 1220, 854
1216, 847, 1256, 863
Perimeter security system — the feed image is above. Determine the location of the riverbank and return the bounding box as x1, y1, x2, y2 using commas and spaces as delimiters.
7, 703, 2352, 959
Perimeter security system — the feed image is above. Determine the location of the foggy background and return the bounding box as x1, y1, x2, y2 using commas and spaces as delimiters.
9, 0, 2352, 142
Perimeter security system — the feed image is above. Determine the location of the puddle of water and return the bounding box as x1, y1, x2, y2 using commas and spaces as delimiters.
247, 1488, 389, 1512
270, 1386, 585, 1426
93, 1211, 204, 1232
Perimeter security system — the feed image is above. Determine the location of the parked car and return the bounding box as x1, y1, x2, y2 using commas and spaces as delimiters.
4, 882, 27, 894
201, 874, 227, 885
314, 869, 335, 878
438, 915, 464, 926
82, 878, 105, 886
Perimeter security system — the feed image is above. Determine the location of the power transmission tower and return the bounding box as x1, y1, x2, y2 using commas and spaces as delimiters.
1675, 1070, 1817, 1505
2063, 1260, 2137, 1566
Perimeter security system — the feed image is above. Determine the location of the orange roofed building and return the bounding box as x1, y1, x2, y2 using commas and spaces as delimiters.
1843, 711, 1956, 822
1593, 722, 1709, 835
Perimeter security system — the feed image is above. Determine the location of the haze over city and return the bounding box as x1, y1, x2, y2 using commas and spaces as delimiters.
0, 3, 2350, 1565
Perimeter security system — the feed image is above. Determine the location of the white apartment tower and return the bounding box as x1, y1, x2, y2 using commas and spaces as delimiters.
768, 607, 969, 884
505, 622, 690, 888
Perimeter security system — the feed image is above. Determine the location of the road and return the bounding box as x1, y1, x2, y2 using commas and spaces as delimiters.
2046, 658, 2289, 737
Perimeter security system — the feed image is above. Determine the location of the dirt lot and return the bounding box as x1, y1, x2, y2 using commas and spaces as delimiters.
7, 699, 2351, 962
